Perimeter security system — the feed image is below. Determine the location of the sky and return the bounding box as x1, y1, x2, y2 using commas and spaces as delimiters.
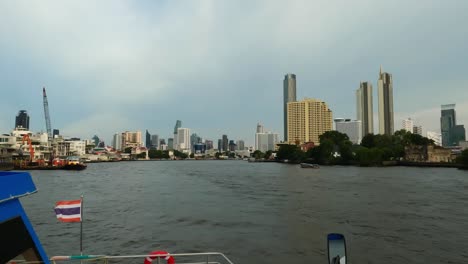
1, 0, 468, 146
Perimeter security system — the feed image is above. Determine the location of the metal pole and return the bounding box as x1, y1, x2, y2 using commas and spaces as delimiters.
80, 195, 84, 256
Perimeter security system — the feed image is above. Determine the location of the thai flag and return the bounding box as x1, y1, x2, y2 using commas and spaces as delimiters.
54, 199, 82, 222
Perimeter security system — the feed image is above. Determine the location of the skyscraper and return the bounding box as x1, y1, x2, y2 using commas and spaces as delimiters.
378, 66, 394, 135
15, 110, 30, 129
228, 140, 237, 151
283, 74, 297, 141
173, 120, 182, 149
356, 82, 373, 136
257, 123, 264, 133
255, 132, 279, 152
53, 129, 60, 138
168, 138, 174, 150
222, 135, 228, 152
151, 135, 159, 149
287, 98, 333, 144
413, 125, 422, 135
217, 139, 222, 151
121, 131, 142, 149
112, 133, 122, 150
177, 128, 191, 152
440, 104, 465, 146
237, 140, 245, 151
145, 130, 151, 148
205, 140, 214, 150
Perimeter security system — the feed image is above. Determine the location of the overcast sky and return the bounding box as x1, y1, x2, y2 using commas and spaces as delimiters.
1, 1, 467, 146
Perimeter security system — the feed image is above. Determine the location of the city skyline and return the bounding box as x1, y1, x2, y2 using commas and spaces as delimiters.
1, 1, 468, 145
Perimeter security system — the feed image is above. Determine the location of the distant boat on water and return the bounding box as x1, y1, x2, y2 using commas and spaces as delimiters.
300, 163, 319, 169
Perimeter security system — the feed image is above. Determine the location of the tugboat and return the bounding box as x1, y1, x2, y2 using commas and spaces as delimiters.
0, 171, 347, 264
63, 156, 87, 170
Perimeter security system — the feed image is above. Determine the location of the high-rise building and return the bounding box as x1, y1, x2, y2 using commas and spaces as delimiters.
257, 123, 264, 133
287, 98, 333, 145
255, 132, 279, 152
173, 120, 182, 149
145, 130, 151, 148
378, 66, 394, 135
283, 73, 297, 141
205, 140, 214, 150
177, 128, 191, 152
190, 133, 201, 151
112, 133, 122, 150
441, 104, 456, 147
222, 135, 228, 152
53, 129, 60, 138
453, 125, 466, 145
228, 140, 237, 151
217, 139, 222, 151
334, 118, 362, 145
15, 110, 30, 129
402, 118, 414, 133
427, 131, 442, 146
168, 138, 174, 150
413, 125, 422, 135
121, 131, 142, 149
151, 135, 159, 149
356, 82, 373, 136
237, 140, 245, 151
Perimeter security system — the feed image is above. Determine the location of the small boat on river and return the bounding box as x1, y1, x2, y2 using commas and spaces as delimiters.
300, 163, 320, 169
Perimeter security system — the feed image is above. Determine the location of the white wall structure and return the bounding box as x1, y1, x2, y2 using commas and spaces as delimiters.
427, 131, 442, 146
334, 119, 362, 144
112, 133, 122, 150
177, 128, 191, 152
68, 140, 86, 156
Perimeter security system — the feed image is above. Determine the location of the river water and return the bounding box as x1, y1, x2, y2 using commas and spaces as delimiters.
21, 161, 468, 264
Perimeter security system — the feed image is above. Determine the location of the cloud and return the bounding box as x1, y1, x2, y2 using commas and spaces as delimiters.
1, 0, 467, 144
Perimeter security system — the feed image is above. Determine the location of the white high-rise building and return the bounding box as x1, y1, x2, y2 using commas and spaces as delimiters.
112, 133, 122, 150
255, 131, 279, 152
334, 119, 362, 144
402, 118, 414, 133
427, 131, 442, 146
177, 128, 191, 152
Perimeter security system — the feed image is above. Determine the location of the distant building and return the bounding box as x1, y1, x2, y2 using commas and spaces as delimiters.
190, 133, 201, 151
441, 104, 466, 146
237, 140, 245, 151
413, 125, 422, 135
356, 82, 373, 136
228, 140, 237, 151
159, 138, 166, 146
217, 139, 222, 152
287, 98, 333, 145
205, 140, 214, 150
151, 135, 159, 149
15, 110, 30, 130
283, 73, 297, 141
255, 131, 279, 152
66, 139, 86, 156
427, 131, 442, 146
193, 143, 206, 154
122, 131, 142, 149
145, 130, 151, 148
378, 66, 394, 135
53, 129, 60, 138
168, 138, 174, 150
402, 118, 414, 133
453, 125, 466, 145
112, 133, 122, 150
177, 128, 191, 152
257, 123, 264, 133
459, 141, 468, 150
173, 120, 182, 149
334, 118, 362, 144
222, 135, 228, 152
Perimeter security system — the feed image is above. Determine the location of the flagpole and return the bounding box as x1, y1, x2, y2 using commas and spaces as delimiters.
80, 195, 83, 256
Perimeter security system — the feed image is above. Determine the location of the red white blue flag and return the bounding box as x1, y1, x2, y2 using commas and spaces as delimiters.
54, 199, 82, 222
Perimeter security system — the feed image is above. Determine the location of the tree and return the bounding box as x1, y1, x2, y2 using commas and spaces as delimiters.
136, 152, 146, 159
319, 131, 350, 145
253, 150, 264, 160
361, 134, 376, 148
277, 144, 304, 163
189, 153, 195, 158
215, 152, 221, 159
457, 149, 468, 166
228, 152, 236, 158
264, 150, 273, 160
149, 149, 163, 159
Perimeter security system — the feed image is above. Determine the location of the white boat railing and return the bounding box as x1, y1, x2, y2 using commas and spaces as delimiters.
10, 252, 235, 264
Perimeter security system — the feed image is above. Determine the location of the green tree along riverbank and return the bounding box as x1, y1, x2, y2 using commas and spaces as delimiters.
277, 130, 446, 166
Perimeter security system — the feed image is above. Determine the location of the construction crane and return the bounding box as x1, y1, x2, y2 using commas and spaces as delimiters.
43, 87, 52, 139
